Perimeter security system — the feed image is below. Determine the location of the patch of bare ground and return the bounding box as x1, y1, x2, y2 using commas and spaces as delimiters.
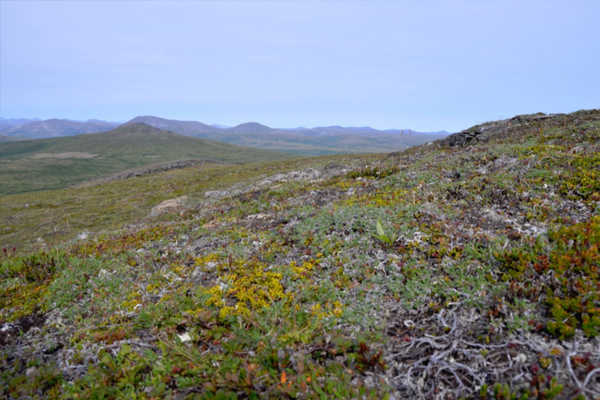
30, 152, 98, 159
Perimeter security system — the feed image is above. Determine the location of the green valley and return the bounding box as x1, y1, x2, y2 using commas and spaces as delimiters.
0, 123, 298, 196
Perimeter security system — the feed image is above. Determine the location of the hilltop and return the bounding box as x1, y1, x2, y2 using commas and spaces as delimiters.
0, 123, 298, 196
128, 116, 221, 135
1, 109, 599, 399
225, 122, 275, 134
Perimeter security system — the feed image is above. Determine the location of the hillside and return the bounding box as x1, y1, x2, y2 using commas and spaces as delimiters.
1, 109, 599, 399
0, 134, 27, 143
0, 123, 298, 196
0, 123, 12, 133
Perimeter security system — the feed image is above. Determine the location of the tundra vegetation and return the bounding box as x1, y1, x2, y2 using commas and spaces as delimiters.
1, 109, 599, 399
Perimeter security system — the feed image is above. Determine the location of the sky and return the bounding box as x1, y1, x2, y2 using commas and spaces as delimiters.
1, 1, 599, 132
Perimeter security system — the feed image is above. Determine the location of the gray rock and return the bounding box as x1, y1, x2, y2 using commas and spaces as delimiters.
205, 190, 227, 198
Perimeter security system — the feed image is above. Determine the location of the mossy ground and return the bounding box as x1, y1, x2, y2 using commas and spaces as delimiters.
1, 110, 599, 399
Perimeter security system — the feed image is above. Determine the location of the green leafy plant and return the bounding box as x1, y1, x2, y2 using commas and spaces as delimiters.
373, 219, 397, 246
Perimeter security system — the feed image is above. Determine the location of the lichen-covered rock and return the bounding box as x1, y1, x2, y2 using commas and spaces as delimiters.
204, 165, 350, 199
149, 195, 188, 216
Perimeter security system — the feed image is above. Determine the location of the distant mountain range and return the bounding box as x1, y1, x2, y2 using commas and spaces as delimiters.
125, 116, 449, 155
0, 115, 449, 155
0, 117, 42, 127
1, 118, 121, 139
284, 126, 448, 137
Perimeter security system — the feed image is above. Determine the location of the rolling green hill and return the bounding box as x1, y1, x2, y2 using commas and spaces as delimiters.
0, 123, 298, 196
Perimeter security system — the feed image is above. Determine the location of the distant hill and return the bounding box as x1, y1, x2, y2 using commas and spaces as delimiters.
296, 125, 378, 135
225, 122, 275, 134
291, 126, 450, 137
3, 119, 120, 139
0, 122, 298, 196
129, 116, 222, 135
85, 118, 126, 124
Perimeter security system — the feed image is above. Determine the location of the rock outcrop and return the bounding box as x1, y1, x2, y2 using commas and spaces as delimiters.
74, 158, 227, 187
441, 112, 565, 147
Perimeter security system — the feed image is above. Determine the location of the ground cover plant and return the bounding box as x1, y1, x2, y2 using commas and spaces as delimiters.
1, 109, 599, 399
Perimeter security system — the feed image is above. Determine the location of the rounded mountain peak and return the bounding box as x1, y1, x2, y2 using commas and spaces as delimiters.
226, 122, 274, 133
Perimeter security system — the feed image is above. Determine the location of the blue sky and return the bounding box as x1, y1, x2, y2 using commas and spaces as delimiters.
1, 1, 598, 132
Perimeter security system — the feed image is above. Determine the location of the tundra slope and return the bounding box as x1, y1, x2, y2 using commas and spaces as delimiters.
1, 109, 599, 399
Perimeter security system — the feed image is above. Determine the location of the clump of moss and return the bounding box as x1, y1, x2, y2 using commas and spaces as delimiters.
542, 216, 600, 338
498, 217, 600, 339
202, 257, 287, 320
559, 154, 600, 201
70, 225, 169, 257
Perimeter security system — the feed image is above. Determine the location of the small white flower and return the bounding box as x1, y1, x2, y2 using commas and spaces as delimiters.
177, 332, 191, 342
515, 353, 527, 363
